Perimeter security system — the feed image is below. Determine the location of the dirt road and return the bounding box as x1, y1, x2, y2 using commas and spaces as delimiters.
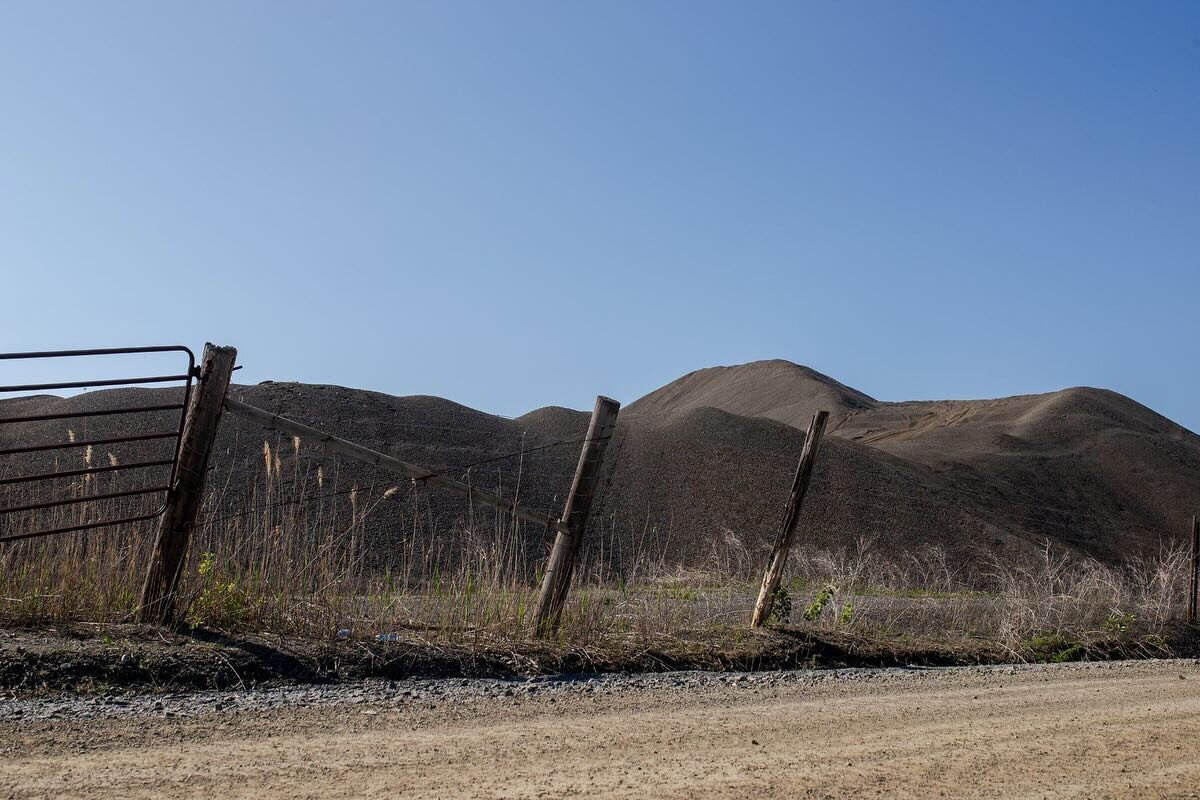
3, 660, 1199, 799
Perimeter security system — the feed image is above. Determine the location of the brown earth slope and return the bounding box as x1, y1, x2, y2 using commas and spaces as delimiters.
1, 360, 1197, 572
633, 361, 1200, 562
626, 359, 878, 426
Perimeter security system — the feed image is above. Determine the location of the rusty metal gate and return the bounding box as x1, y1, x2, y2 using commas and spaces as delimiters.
0, 346, 196, 543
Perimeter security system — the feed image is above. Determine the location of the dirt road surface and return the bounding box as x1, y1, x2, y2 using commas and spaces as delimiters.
2, 660, 1199, 799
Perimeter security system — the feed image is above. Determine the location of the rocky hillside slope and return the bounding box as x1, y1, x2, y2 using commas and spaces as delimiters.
3, 360, 1197, 574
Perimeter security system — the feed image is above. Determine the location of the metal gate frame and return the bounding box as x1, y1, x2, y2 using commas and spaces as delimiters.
0, 346, 196, 543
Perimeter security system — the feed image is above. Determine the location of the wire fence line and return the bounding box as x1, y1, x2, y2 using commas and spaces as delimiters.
191, 434, 613, 530
187, 420, 1194, 547
187, 424, 619, 532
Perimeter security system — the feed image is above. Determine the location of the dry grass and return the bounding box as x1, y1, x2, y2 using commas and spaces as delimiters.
782, 535, 1190, 658
0, 437, 1193, 664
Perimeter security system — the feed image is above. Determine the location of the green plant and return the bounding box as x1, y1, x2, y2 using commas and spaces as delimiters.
1022, 631, 1082, 663
804, 585, 835, 622
768, 585, 792, 624
665, 585, 699, 601
837, 601, 854, 626
1138, 633, 1169, 655
1102, 611, 1136, 634
187, 552, 252, 629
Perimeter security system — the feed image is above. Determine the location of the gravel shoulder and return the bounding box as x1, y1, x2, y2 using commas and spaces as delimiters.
0, 622, 1020, 696
2, 659, 1199, 799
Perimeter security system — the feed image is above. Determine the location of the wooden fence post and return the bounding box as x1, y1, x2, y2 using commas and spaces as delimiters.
533, 396, 620, 636
1189, 515, 1198, 625
751, 410, 829, 628
138, 344, 237, 625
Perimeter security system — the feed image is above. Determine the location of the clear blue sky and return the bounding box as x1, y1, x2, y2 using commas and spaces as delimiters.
2, 2, 1198, 429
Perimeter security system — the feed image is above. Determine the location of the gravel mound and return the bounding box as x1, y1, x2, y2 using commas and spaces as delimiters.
3, 359, 1198, 572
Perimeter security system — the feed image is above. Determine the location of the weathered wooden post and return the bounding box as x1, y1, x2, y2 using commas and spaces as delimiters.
138, 344, 237, 625
533, 396, 620, 636
751, 410, 829, 628
1188, 515, 1199, 625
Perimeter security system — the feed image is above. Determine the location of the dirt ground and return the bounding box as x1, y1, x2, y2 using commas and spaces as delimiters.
2, 660, 1199, 799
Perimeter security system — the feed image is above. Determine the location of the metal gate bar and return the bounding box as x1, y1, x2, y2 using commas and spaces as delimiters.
0, 459, 176, 487
0, 403, 185, 425
0, 375, 193, 393
1, 486, 170, 515
0, 431, 181, 457
0, 345, 196, 543
0, 511, 169, 544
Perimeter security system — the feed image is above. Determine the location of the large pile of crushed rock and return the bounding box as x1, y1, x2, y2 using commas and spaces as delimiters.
3, 359, 1197, 576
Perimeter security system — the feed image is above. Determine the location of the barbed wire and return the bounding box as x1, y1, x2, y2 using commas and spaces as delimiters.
226, 400, 528, 440
22, 395, 1186, 546
236, 420, 596, 474
448, 434, 608, 473
195, 483, 389, 527
670, 438, 1195, 536
195, 450, 1188, 542
194, 461, 578, 529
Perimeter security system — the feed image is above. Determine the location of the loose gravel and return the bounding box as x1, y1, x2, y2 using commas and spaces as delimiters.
3, 658, 1192, 723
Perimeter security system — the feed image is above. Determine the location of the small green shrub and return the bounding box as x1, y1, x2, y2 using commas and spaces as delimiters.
1102, 611, 1136, 634
187, 552, 252, 629
768, 585, 792, 624
804, 584, 836, 622
838, 601, 854, 626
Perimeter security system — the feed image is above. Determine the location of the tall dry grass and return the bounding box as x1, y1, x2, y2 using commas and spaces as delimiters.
0, 435, 1193, 660
782, 535, 1191, 654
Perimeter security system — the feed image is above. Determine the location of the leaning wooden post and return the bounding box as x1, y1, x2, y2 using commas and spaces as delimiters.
138, 344, 237, 625
751, 410, 829, 628
533, 396, 620, 636
1188, 515, 1199, 625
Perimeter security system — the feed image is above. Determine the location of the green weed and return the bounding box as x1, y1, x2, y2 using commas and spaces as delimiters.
804, 584, 836, 622
186, 552, 252, 629
768, 585, 792, 625
1022, 632, 1082, 663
